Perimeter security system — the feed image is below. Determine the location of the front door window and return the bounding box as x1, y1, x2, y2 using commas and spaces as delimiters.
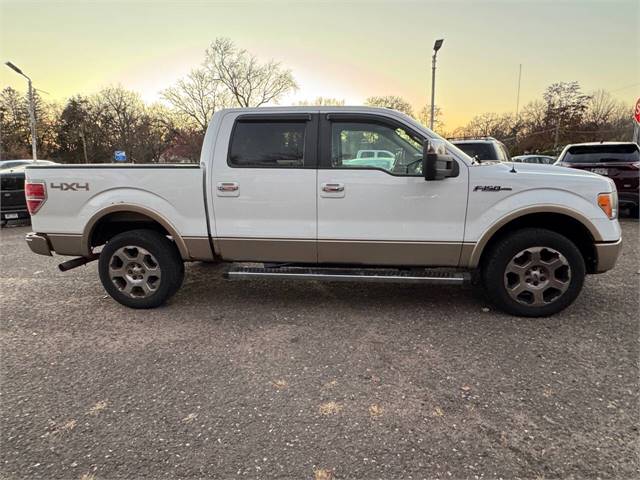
331, 122, 424, 175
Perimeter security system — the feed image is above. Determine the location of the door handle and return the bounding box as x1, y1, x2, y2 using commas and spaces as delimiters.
217, 182, 239, 192
322, 183, 344, 193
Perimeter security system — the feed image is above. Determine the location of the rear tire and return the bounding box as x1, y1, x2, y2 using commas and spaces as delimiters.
481, 228, 585, 317
98, 229, 184, 309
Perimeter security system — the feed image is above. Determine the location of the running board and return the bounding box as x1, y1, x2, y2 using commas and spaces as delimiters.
224, 266, 470, 285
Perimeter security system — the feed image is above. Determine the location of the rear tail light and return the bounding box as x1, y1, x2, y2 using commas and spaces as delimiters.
597, 192, 617, 220
25, 182, 47, 215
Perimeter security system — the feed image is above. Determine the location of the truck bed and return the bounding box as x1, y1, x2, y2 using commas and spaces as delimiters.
26, 164, 208, 240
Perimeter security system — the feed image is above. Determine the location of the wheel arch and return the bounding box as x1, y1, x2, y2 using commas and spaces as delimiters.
465, 206, 601, 274
83, 204, 190, 260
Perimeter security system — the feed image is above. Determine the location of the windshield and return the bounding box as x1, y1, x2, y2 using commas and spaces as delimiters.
454, 143, 497, 162
562, 144, 640, 164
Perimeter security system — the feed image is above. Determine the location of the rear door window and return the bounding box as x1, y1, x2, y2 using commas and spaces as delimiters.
229, 121, 307, 168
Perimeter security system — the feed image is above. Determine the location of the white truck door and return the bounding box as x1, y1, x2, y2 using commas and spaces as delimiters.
210, 112, 318, 262
317, 113, 468, 266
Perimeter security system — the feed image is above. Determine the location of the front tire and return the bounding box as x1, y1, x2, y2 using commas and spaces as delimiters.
481, 228, 586, 317
98, 229, 184, 309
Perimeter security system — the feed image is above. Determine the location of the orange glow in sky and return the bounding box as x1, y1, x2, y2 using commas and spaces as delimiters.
1, 0, 638, 129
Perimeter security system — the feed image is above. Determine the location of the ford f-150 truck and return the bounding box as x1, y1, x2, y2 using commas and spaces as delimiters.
24, 107, 622, 316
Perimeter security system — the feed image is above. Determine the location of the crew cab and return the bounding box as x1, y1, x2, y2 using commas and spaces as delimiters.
24, 107, 622, 317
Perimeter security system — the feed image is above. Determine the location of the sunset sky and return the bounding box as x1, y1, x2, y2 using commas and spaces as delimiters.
1, 0, 638, 129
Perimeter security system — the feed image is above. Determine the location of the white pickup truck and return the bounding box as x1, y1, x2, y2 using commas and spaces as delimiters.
24, 107, 621, 316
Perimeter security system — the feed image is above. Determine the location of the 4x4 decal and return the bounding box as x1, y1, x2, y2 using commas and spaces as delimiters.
50, 182, 89, 191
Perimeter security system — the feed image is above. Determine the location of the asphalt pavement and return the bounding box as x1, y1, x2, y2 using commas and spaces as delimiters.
1, 220, 638, 479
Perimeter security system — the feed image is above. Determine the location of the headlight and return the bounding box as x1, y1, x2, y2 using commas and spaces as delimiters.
597, 192, 618, 219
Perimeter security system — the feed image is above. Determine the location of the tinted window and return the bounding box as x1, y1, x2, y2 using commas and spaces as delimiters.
331, 122, 423, 175
229, 122, 306, 168
562, 144, 640, 164
454, 143, 496, 161
0, 173, 25, 191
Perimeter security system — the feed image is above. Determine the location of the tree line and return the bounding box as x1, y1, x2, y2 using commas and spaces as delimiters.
0, 38, 634, 163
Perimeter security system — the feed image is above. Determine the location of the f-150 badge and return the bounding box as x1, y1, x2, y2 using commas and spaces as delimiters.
473, 185, 513, 192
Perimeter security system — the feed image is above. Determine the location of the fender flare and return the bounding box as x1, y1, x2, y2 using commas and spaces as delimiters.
463, 205, 602, 268
82, 203, 189, 260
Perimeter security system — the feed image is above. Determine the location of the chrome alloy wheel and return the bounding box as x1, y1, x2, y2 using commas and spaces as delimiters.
504, 246, 571, 306
108, 246, 162, 298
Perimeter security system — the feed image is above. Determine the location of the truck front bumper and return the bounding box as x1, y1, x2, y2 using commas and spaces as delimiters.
25, 232, 53, 256
594, 238, 622, 273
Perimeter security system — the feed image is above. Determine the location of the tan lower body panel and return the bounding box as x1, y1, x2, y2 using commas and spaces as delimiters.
215, 238, 316, 263
458, 243, 477, 268
46, 233, 214, 261
183, 237, 215, 261
594, 238, 622, 273
318, 240, 462, 266
48, 234, 85, 256
216, 238, 466, 267
45, 232, 468, 268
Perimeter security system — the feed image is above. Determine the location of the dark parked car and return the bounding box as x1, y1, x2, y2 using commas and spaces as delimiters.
512, 154, 556, 165
1, 161, 58, 226
556, 142, 639, 217
1, 166, 30, 226
450, 137, 511, 163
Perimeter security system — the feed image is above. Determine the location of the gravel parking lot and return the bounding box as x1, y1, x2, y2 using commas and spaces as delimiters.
1, 220, 638, 480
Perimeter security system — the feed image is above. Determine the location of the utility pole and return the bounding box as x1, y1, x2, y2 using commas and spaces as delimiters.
430, 39, 444, 131
27, 78, 37, 160
80, 128, 89, 163
515, 64, 522, 121
514, 64, 522, 150
554, 115, 561, 150
5, 61, 37, 160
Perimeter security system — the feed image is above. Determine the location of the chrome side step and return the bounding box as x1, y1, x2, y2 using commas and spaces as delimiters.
224, 266, 470, 285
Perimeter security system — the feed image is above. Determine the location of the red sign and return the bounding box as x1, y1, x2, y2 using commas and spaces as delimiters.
635, 98, 640, 124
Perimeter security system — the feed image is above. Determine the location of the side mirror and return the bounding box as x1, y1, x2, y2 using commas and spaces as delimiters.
422, 141, 459, 180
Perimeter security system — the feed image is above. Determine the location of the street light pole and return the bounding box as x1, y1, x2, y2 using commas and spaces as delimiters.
5, 61, 38, 160
430, 39, 444, 131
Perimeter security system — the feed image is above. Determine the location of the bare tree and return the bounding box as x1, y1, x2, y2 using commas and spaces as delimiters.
584, 89, 627, 126
56, 96, 91, 163
418, 104, 444, 132
453, 112, 513, 139
365, 95, 414, 116
295, 97, 345, 106
204, 38, 297, 107
543, 81, 591, 147
0, 87, 31, 159
162, 68, 233, 132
